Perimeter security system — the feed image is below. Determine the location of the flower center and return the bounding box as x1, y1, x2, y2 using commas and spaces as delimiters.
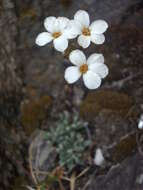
79, 64, 88, 74
52, 32, 62, 39
82, 27, 91, 36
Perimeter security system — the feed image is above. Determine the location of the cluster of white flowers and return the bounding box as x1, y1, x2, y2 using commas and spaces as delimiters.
36, 10, 109, 90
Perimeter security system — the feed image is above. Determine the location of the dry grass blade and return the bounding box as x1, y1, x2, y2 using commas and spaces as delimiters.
77, 167, 90, 179
70, 172, 76, 190
29, 141, 38, 185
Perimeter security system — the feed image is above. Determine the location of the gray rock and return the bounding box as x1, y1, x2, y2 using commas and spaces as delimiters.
86, 153, 143, 190
30, 130, 57, 182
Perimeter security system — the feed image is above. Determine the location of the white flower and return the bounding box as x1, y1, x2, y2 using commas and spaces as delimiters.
94, 148, 104, 166
64, 50, 109, 89
71, 10, 108, 48
35, 16, 77, 52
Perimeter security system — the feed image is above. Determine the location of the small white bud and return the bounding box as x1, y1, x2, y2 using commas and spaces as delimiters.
138, 114, 143, 129
94, 148, 104, 166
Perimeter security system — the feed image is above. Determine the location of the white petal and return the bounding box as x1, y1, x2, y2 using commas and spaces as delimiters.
69, 50, 86, 66
64, 20, 81, 39
91, 34, 105, 44
44, 16, 57, 33
53, 36, 68, 52
57, 17, 70, 31
70, 20, 83, 32
87, 53, 104, 65
83, 71, 101, 89
78, 35, 91, 48
49, 17, 69, 34
90, 20, 108, 34
64, 66, 81, 84
89, 63, 109, 78
53, 19, 61, 33
35, 32, 53, 46
74, 10, 90, 27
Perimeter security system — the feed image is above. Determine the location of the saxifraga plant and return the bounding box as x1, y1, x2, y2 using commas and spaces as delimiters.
45, 112, 91, 172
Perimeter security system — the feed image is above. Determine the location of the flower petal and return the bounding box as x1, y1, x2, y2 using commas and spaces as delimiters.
83, 71, 101, 89
91, 34, 105, 44
35, 32, 53, 46
69, 49, 86, 66
71, 20, 83, 31
90, 20, 108, 34
53, 36, 68, 52
64, 66, 81, 84
44, 16, 57, 33
57, 17, 70, 31
78, 35, 91, 48
74, 10, 90, 27
87, 53, 104, 65
89, 63, 109, 78
63, 20, 81, 39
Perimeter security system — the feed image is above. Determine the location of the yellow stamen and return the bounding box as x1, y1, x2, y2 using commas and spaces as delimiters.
52, 32, 61, 39
82, 27, 91, 36
80, 64, 88, 74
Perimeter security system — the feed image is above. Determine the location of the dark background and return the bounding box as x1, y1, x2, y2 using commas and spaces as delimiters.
0, 0, 143, 189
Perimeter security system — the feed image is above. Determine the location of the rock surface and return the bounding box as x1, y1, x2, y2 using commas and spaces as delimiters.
86, 153, 143, 190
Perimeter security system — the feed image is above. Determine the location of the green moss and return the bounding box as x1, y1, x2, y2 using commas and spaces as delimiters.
110, 132, 137, 163
20, 7, 37, 21
61, 0, 72, 8
12, 176, 27, 190
80, 90, 135, 121
21, 96, 52, 135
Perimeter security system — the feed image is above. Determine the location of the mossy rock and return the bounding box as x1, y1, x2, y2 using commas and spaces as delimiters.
80, 90, 136, 121
21, 96, 52, 136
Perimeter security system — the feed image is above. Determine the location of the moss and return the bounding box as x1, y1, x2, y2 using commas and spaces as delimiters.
19, 7, 37, 21
12, 176, 27, 190
80, 90, 136, 121
21, 96, 52, 136
110, 132, 137, 163
61, 0, 72, 8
